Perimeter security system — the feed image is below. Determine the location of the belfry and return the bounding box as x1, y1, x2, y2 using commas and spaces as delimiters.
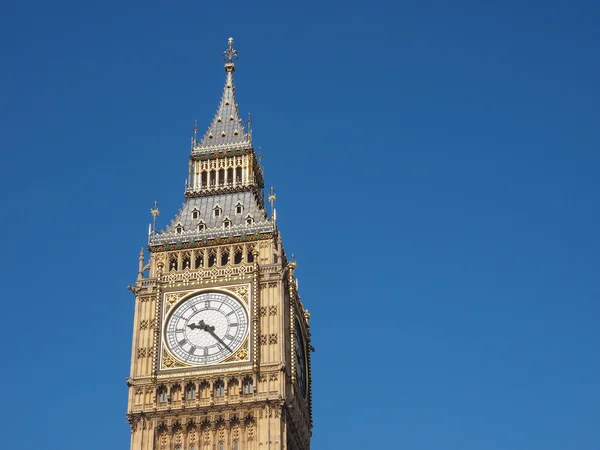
126, 38, 313, 450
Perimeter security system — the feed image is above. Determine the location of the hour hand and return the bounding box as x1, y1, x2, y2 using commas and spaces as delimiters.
187, 322, 203, 330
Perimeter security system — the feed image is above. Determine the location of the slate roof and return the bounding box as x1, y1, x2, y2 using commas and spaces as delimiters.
149, 192, 272, 246
195, 68, 249, 152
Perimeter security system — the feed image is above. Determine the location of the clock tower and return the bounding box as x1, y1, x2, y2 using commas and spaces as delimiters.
126, 39, 313, 450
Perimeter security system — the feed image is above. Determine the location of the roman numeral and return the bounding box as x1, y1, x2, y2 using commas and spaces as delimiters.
203, 348, 208, 356
179, 339, 186, 346
229, 323, 238, 327
205, 301, 210, 308
224, 334, 235, 341
226, 311, 235, 317
189, 346, 196, 354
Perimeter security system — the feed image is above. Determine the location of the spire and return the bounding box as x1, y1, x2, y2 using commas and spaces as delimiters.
195, 37, 249, 151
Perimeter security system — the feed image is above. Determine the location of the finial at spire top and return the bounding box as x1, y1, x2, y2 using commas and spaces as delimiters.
223, 37, 239, 72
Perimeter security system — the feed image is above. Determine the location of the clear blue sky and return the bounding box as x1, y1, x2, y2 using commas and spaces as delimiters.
1, 1, 599, 448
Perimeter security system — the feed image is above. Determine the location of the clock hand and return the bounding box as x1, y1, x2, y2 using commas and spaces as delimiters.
203, 325, 233, 353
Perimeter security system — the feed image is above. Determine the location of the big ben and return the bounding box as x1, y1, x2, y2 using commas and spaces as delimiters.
126, 38, 313, 450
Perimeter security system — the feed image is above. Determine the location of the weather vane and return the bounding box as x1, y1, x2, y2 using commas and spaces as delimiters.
222, 37, 239, 64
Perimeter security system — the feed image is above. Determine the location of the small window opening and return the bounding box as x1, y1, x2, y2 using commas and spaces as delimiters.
201, 172, 207, 187
223, 219, 231, 230
194, 251, 204, 269
235, 203, 243, 214
169, 253, 178, 272
227, 168, 234, 185
235, 167, 242, 183
234, 248, 243, 265
175, 224, 183, 234
210, 170, 216, 187
246, 216, 253, 226
182, 253, 191, 270
186, 384, 196, 400
221, 248, 230, 266
192, 209, 199, 219
243, 377, 254, 395
208, 251, 216, 267
218, 169, 225, 185
158, 387, 168, 403
214, 206, 221, 217
215, 381, 225, 397
247, 248, 255, 263
197, 221, 206, 232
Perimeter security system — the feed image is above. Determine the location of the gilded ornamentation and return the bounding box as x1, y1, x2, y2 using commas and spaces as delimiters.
139, 320, 149, 330
268, 333, 278, 344
137, 348, 148, 359
269, 373, 278, 382
269, 305, 278, 316
226, 284, 249, 303
259, 335, 267, 345
259, 306, 267, 316
162, 349, 188, 369
166, 293, 181, 305
222, 339, 249, 363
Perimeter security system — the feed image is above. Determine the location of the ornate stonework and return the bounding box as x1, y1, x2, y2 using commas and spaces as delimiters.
126, 39, 312, 450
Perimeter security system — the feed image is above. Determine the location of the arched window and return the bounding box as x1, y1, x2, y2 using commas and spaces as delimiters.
235, 202, 243, 214
223, 218, 231, 230
175, 224, 183, 234
158, 386, 168, 403
243, 377, 254, 395
215, 380, 225, 397
186, 383, 196, 400
233, 442, 238, 450
214, 205, 222, 217
221, 248, 230, 266
197, 221, 206, 232
208, 249, 217, 267
245, 215, 253, 226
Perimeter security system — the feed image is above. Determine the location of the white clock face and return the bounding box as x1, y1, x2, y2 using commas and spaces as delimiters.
165, 291, 248, 365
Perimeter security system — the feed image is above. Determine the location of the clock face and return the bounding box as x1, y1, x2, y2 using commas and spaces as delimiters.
164, 291, 248, 365
294, 317, 308, 398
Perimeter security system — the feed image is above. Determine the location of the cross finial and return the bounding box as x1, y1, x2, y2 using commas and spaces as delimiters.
223, 37, 239, 70
150, 201, 160, 232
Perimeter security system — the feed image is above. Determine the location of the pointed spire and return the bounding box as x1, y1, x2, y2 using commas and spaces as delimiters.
195, 38, 249, 151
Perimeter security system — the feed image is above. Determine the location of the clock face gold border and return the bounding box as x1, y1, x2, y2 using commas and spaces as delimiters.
161, 289, 250, 368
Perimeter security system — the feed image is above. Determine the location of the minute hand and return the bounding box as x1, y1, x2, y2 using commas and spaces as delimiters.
205, 327, 233, 353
